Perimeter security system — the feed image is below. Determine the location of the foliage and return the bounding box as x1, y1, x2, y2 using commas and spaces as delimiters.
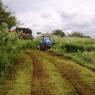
68, 32, 90, 38
64, 44, 84, 52
0, 0, 16, 28
16, 28, 32, 34
0, 23, 19, 76
0, 23, 36, 77
52, 36, 95, 52
0, 0, 36, 77
17, 39, 37, 50
51, 36, 95, 70
52, 29, 65, 37
66, 52, 95, 70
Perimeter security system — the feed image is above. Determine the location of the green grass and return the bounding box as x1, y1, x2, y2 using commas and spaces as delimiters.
38, 51, 95, 94
52, 36, 95, 52
33, 51, 77, 95
42, 52, 95, 93
59, 51, 95, 70
62, 59, 95, 93
17, 39, 38, 50
42, 59, 74, 95
0, 52, 33, 95
51, 36, 95, 70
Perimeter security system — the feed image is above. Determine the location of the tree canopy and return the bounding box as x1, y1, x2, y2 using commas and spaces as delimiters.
52, 29, 65, 37
16, 28, 32, 34
0, 0, 16, 28
68, 32, 90, 38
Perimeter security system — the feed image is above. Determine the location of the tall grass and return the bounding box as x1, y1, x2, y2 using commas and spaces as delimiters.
51, 36, 95, 70
52, 36, 95, 52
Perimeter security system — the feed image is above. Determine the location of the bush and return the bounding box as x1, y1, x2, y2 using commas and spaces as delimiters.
0, 23, 19, 76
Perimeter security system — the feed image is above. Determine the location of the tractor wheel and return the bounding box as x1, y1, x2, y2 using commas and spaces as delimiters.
40, 43, 47, 51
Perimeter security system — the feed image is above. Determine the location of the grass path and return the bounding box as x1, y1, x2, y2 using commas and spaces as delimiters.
0, 50, 95, 95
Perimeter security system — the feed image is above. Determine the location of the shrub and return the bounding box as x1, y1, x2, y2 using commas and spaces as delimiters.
0, 23, 19, 76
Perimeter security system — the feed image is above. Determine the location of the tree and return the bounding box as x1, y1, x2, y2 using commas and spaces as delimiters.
16, 28, 32, 34
0, 0, 16, 28
52, 29, 65, 37
68, 32, 87, 38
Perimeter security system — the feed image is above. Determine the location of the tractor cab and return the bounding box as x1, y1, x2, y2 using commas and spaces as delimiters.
39, 34, 55, 51
41, 36, 52, 45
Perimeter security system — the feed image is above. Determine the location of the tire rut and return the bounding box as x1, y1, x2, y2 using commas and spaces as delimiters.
42, 52, 95, 95
26, 52, 53, 95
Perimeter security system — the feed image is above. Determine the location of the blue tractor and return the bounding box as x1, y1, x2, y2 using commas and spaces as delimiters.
39, 35, 55, 51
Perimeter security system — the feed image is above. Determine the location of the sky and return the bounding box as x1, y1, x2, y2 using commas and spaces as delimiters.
3, 0, 95, 37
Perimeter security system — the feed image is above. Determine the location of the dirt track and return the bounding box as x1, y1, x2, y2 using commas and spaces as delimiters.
0, 50, 95, 95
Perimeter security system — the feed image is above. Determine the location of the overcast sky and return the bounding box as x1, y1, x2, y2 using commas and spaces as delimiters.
3, 0, 95, 37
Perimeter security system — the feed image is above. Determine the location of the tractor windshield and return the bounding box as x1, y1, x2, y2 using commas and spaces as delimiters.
44, 37, 50, 41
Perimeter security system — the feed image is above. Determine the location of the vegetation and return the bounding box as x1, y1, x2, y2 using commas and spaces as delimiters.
17, 39, 38, 50
0, 23, 19, 76
0, 0, 16, 28
0, 23, 35, 77
0, 1, 36, 77
0, 52, 33, 95
68, 32, 90, 38
1, 0, 95, 95
66, 52, 95, 70
52, 29, 65, 37
51, 36, 95, 70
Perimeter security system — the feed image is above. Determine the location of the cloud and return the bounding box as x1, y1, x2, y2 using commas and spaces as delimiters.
60, 12, 95, 36
3, 0, 95, 37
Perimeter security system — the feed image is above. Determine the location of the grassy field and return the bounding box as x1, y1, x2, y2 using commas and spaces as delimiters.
0, 50, 95, 95
51, 36, 95, 70
0, 29, 95, 95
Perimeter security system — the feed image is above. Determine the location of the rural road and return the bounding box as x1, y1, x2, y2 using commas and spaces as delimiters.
0, 50, 95, 95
